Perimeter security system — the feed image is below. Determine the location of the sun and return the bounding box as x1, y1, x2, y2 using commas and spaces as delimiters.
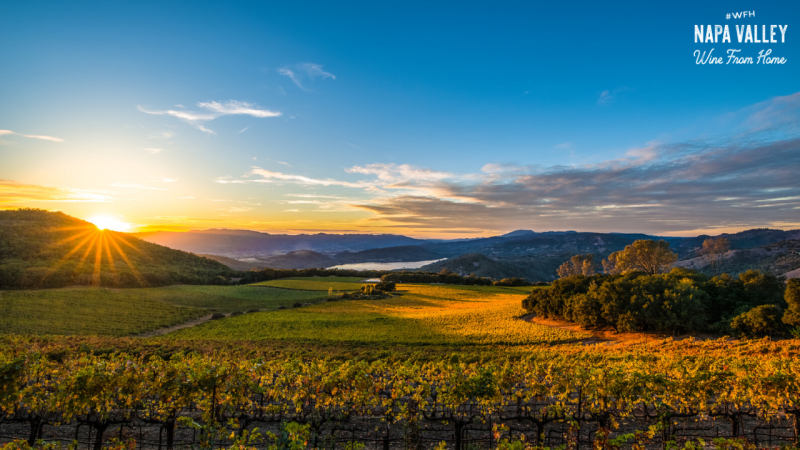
88, 215, 131, 232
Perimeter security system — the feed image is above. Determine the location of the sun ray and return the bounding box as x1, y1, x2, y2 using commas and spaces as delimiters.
49, 225, 98, 232
74, 233, 101, 278
112, 233, 146, 256
92, 234, 105, 287
107, 233, 147, 286
51, 229, 94, 248
40, 230, 97, 283
102, 232, 117, 273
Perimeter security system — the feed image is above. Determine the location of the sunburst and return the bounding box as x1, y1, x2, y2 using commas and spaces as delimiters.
41, 220, 146, 287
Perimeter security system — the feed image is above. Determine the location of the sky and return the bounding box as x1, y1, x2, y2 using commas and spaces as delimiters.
1, 0, 799, 238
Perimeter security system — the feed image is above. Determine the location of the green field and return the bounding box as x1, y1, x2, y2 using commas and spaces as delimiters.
251, 276, 367, 291
156, 285, 328, 312
168, 283, 585, 345
0, 285, 329, 336
0, 287, 204, 336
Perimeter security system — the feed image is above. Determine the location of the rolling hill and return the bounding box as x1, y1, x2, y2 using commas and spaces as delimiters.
133, 229, 429, 257
0, 209, 235, 289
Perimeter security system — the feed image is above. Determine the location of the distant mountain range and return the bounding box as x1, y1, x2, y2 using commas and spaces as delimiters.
136, 227, 800, 281
133, 229, 431, 257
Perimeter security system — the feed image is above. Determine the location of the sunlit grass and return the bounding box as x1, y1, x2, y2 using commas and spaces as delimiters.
168, 284, 587, 345
0, 287, 203, 336
251, 277, 367, 291
0, 285, 329, 336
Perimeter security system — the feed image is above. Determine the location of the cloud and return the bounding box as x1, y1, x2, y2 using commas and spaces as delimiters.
138, 100, 280, 134
248, 167, 373, 188
279, 63, 336, 90
148, 131, 175, 139
144, 148, 163, 154
598, 87, 629, 105
0, 180, 113, 205
347, 133, 800, 234
111, 183, 167, 191
0, 129, 64, 142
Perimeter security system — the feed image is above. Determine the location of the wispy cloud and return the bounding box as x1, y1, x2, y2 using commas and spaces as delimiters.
0, 180, 112, 205
144, 148, 163, 154
598, 87, 629, 105
138, 100, 280, 134
0, 129, 64, 142
278, 63, 336, 90
111, 182, 167, 191
148, 131, 175, 139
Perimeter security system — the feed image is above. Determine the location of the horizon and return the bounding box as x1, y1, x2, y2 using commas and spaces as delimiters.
2, 1, 799, 239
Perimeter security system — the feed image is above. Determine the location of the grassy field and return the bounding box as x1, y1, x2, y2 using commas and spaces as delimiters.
168, 283, 586, 345
251, 276, 367, 291
156, 285, 328, 312
0, 285, 329, 336
0, 287, 204, 336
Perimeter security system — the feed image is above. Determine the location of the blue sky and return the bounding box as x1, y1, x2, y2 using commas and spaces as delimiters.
1, 1, 798, 237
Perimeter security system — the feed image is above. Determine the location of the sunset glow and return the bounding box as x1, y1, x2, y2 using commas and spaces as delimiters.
0, 3, 798, 238
88, 215, 131, 232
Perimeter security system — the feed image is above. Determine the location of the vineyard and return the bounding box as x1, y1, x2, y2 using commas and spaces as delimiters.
1, 337, 799, 450
166, 284, 584, 345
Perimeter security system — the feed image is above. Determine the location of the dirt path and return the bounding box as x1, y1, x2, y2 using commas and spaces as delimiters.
135, 314, 216, 338
520, 313, 721, 346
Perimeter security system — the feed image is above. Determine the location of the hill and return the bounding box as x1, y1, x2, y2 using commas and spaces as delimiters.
197, 254, 273, 271
333, 245, 440, 264
419, 253, 567, 281
253, 250, 337, 269
675, 238, 800, 278
0, 209, 235, 289
133, 229, 428, 257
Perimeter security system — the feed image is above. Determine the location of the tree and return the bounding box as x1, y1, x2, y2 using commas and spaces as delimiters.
439, 268, 453, 275
782, 278, 800, 327
602, 240, 677, 275
556, 254, 596, 279
731, 304, 785, 338
697, 237, 730, 275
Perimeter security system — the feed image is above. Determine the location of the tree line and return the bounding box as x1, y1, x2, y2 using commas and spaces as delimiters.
527, 238, 800, 337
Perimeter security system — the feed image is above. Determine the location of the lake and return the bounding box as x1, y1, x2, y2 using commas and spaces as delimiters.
329, 259, 445, 271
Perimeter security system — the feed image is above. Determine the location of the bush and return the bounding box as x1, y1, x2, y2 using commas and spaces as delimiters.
521, 269, 786, 335
492, 277, 531, 287
229, 311, 243, 317
731, 304, 785, 338
782, 278, 800, 327
375, 281, 396, 292
292, 302, 302, 308
210, 313, 226, 320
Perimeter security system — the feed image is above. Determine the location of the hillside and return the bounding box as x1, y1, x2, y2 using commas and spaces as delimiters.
333, 245, 440, 264
133, 229, 429, 257
675, 238, 800, 278
0, 209, 234, 289
197, 254, 273, 271
253, 250, 337, 269
418, 253, 558, 281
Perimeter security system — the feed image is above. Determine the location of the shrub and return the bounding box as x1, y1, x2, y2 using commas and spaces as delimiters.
731, 304, 785, 338
782, 278, 800, 327
375, 281, 396, 292
492, 277, 531, 287
210, 313, 226, 320
292, 302, 302, 308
